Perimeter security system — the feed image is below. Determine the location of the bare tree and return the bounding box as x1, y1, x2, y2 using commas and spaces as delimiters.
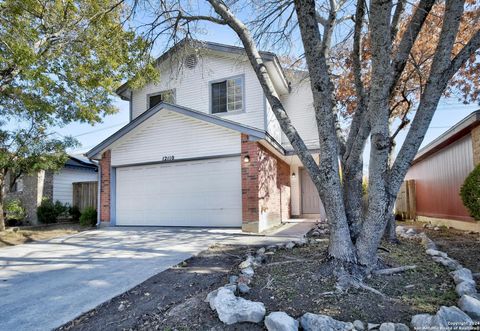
130, 0, 480, 281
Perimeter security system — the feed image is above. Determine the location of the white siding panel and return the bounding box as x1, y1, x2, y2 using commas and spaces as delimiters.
116, 156, 241, 227
52, 168, 98, 205
280, 80, 319, 150
131, 53, 265, 130
111, 110, 241, 166
266, 100, 282, 142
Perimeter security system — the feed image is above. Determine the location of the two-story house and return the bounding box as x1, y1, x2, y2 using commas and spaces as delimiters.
86, 40, 325, 233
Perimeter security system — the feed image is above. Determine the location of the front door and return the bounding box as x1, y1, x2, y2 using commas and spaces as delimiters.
301, 168, 326, 219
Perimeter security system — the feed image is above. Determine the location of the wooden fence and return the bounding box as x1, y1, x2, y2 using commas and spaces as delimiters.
72, 181, 98, 211
395, 179, 416, 220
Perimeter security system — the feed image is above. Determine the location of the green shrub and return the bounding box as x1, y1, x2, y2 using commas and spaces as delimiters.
79, 207, 97, 227
37, 198, 69, 224
4, 199, 26, 226
69, 205, 81, 222
37, 198, 58, 224
460, 164, 480, 220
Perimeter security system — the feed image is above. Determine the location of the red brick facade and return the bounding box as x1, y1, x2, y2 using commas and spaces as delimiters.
241, 134, 291, 232
99, 150, 111, 223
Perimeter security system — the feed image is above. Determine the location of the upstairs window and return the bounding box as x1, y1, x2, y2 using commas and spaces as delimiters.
211, 77, 243, 114
148, 90, 175, 109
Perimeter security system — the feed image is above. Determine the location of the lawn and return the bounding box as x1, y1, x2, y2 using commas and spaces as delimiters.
0, 223, 88, 247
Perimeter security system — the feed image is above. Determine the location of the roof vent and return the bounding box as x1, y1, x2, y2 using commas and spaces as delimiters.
184, 54, 198, 69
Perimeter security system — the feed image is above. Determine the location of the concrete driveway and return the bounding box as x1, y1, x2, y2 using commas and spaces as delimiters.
0, 223, 312, 331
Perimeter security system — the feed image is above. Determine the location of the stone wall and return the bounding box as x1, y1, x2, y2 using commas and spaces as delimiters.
241, 134, 291, 233
4, 170, 54, 225
471, 125, 480, 166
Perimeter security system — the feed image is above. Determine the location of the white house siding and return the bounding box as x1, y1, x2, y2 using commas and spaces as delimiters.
110, 110, 241, 166
52, 168, 98, 205
131, 51, 265, 130
266, 100, 282, 143
280, 79, 319, 150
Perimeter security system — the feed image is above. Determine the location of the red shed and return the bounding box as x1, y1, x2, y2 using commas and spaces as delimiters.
404, 110, 480, 232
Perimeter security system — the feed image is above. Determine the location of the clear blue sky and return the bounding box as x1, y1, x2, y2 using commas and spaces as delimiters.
54, 14, 479, 159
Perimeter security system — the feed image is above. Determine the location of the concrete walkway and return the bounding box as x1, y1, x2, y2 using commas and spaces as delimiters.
0, 222, 313, 331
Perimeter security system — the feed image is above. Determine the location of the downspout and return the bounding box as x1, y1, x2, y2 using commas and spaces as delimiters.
96, 161, 101, 227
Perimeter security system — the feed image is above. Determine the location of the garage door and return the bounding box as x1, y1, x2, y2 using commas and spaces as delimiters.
115, 156, 242, 227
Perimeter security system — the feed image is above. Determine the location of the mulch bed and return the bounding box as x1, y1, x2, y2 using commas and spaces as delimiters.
58, 226, 477, 331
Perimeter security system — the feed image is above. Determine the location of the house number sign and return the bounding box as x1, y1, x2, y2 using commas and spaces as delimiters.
162, 155, 175, 161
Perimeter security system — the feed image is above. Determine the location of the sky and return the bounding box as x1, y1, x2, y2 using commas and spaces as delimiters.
53, 6, 479, 160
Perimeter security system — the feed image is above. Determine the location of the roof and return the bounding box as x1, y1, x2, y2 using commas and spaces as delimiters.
413, 109, 480, 163
65, 155, 98, 170
85, 102, 266, 160
116, 39, 288, 100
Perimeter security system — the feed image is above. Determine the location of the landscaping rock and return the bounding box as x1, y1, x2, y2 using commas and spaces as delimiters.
456, 280, 477, 297
241, 267, 254, 277
353, 320, 364, 330
239, 257, 253, 269
411, 314, 434, 329
228, 275, 239, 284
420, 234, 437, 250
264, 312, 299, 331
267, 245, 277, 251
394, 323, 409, 331
257, 247, 266, 255
425, 249, 447, 258
311, 230, 320, 236
405, 228, 416, 236
238, 275, 252, 285
223, 284, 237, 294
437, 306, 474, 326
459, 295, 480, 321
211, 288, 266, 325
379, 322, 395, 331
205, 286, 236, 310
412, 306, 474, 330
367, 323, 380, 330
254, 254, 266, 264
238, 283, 250, 294
451, 268, 474, 285
432, 256, 461, 270
285, 242, 295, 249
300, 313, 354, 331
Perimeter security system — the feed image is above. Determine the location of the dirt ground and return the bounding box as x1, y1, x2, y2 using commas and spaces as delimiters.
0, 223, 88, 247
57, 223, 475, 331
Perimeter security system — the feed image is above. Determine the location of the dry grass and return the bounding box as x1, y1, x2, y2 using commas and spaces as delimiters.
0, 223, 87, 247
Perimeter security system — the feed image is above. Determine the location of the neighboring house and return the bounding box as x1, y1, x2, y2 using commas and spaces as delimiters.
5, 155, 98, 224
86, 40, 326, 233
404, 110, 480, 233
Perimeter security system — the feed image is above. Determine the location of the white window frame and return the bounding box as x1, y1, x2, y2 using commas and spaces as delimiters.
209, 75, 245, 115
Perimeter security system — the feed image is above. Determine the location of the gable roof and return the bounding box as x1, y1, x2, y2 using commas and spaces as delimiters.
116, 39, 288, 100
65, 155, 98, 170
414, 109, 480, 164
85, 102, 266, 160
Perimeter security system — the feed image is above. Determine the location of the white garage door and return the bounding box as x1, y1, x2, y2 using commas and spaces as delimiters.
115, 156, 242, 227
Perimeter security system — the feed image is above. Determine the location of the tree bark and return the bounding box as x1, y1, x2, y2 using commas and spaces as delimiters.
293, 0, 356, 262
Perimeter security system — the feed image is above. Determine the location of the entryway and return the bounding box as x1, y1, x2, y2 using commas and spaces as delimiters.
300, 168, 327, 220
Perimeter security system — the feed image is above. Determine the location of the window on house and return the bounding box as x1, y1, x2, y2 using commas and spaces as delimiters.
10, 176, 23, 193
148, 90, 175, 109
211, 77, 243, 114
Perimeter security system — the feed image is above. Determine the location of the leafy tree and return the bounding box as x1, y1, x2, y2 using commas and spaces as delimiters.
129, 0, 480, 284
0, 0, 157, 230
460, 164, 480, 220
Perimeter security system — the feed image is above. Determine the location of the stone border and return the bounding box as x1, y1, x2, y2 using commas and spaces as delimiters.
204, 224, 480, 330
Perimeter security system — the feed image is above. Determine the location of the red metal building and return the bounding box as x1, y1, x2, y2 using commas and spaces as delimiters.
405, 110, 480, 232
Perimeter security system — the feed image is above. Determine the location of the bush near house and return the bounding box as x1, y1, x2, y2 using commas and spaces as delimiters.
4, 199, 26, 226
69, 205, 81, 222
37, 198, 70, 224
79, 207, 97, 227
460, 164, 480, 220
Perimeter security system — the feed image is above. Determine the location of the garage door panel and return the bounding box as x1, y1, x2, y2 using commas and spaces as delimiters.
116, 157, 241, 227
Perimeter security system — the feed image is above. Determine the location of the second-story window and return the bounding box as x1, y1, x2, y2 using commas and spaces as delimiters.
148, 90, 175, 109
211, 77, 243, 114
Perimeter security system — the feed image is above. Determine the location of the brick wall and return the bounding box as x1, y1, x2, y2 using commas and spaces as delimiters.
241, 134, 290, 232
99, 150, 111, 223
471, 125, 480, 166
